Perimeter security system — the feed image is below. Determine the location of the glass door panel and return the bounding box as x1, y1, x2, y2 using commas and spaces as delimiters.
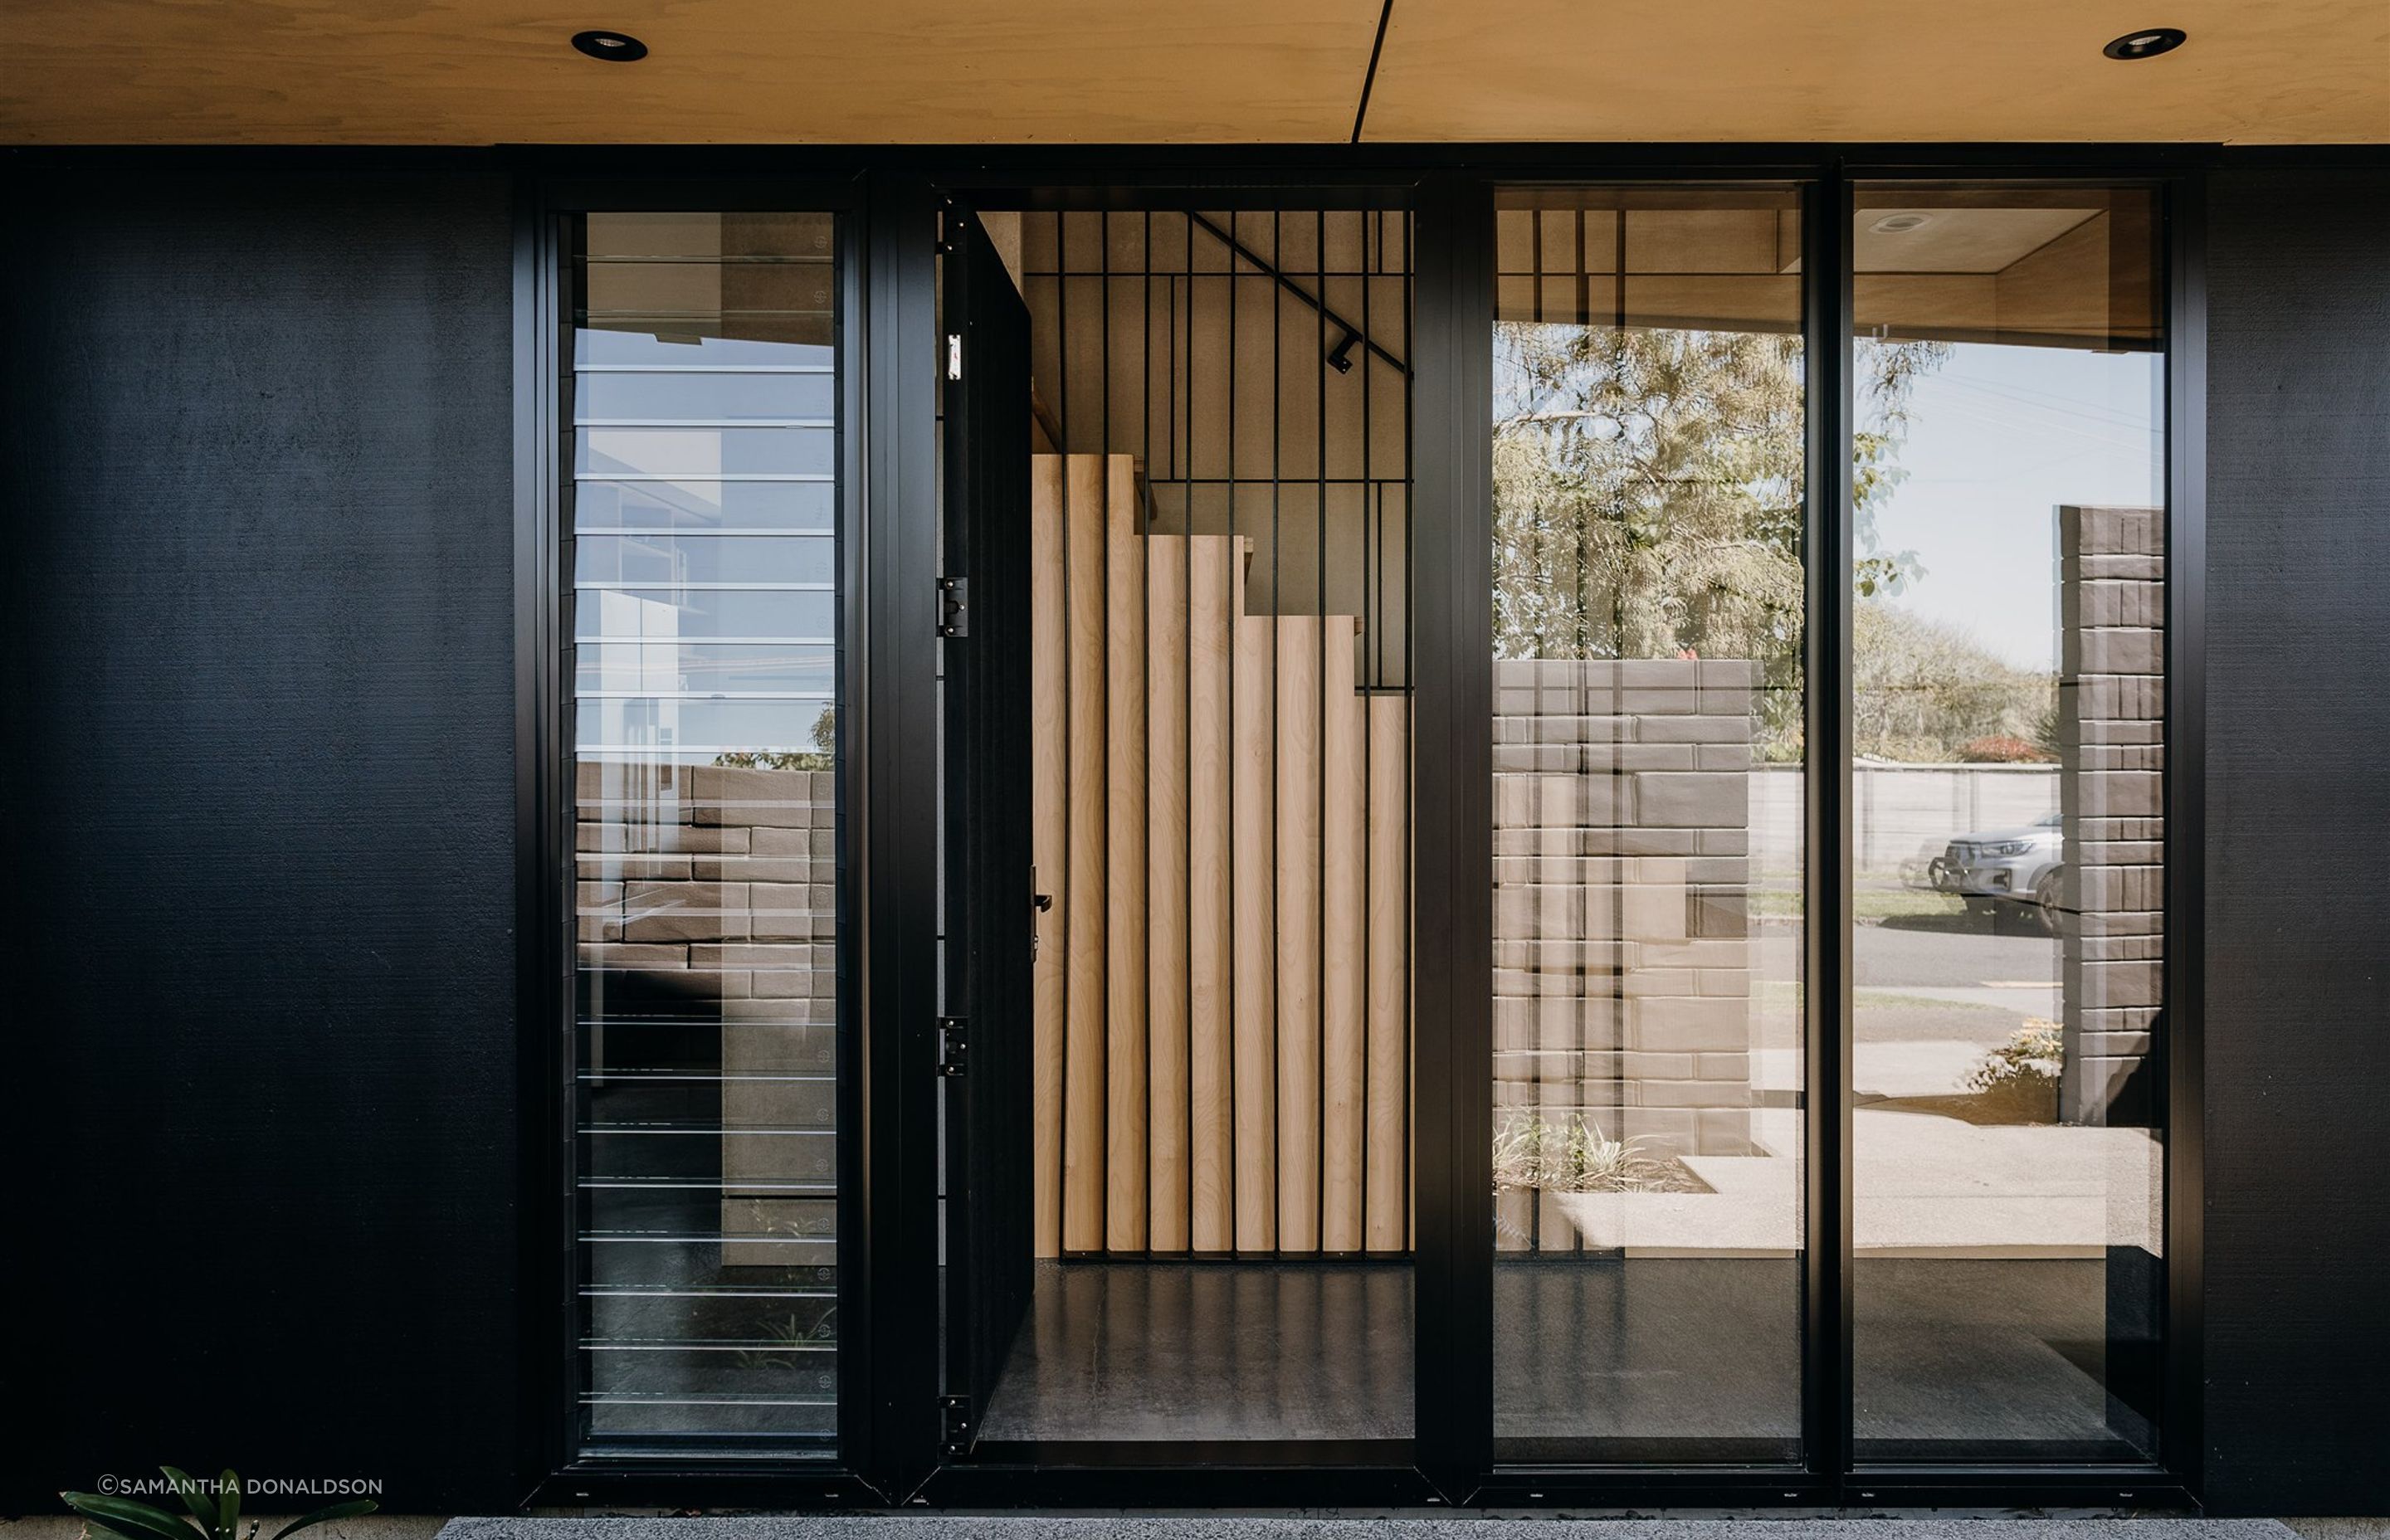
1489, 188, 1807, 1462
956, 207, 1417, 1452
1848, 183, 2166, 1462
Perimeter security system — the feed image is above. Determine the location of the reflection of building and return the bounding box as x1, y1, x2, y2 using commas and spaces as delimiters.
1493, 657, 1759, 1250
1493, 659, 1758, 1154
2058, 504, 2165, 1124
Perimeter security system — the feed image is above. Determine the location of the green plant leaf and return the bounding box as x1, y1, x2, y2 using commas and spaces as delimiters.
64, 1509, 175, 1540
217, 1471, 241, 1538
159, 1469, 218, 1540
62, 1493, 210, 1540
268, 1500, 377, 1540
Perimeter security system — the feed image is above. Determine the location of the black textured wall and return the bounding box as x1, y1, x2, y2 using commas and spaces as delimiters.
1, 163, 522, 1513
2203, 164, 2390, 1515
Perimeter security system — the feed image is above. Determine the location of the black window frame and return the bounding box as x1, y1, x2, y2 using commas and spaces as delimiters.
520, 172, 880, 1505
514, 146, 2207, 1513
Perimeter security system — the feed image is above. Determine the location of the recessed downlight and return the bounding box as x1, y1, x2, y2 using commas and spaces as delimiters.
1871, 212, 1934, 235
2104, 27, 2187, 60
571, 29, 649, 61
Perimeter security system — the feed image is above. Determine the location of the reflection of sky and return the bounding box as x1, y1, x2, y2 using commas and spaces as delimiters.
1866, 342, 2162, 670
572, 328, 839, 759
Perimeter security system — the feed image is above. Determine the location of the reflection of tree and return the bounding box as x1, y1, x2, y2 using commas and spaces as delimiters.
714, 705, 837, 772
1492, 324, 1944, 751
1853, 600, 2056, 762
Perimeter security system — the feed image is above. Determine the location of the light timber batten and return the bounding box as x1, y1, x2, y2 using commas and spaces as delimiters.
1029, 452, 1411, 1257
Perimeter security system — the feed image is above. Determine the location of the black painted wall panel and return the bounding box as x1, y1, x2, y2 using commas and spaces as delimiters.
2203, 167, 2390, 1515
1, 166, 520, 1513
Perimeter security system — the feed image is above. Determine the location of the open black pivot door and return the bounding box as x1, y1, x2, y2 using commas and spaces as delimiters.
938, 205, 1035, 1459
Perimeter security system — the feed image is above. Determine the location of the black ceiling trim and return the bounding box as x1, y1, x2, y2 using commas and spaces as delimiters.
1351, 0, 1396, 144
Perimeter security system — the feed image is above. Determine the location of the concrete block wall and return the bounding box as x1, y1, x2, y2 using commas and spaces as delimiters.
575, 760, 839, 1267
1491, 657, 1758, 1216
2057, 504, 2165, 1123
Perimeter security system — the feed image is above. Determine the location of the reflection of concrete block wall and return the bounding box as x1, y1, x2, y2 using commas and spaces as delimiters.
1753, 762, 2058, 875
2057, 505, 2163, 1124
576, 762, 838, 1267
1491, 659, 1756, 1171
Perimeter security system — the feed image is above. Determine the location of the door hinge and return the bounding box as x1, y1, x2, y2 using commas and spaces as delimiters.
946, 332, 963, 380
936, 575, 969, 637
939, 1393, 974, 1457
936, 1016, 968, 1077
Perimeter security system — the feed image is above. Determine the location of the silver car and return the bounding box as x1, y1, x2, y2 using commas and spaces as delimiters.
1929, 811, 2065, 928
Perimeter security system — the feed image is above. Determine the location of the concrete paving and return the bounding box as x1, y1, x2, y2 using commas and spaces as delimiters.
438, 1518, 2303, 1540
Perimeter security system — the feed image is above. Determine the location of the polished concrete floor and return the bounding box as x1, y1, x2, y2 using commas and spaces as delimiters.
978, 1257, 2156, 1459
979, 1260, 1415, 1443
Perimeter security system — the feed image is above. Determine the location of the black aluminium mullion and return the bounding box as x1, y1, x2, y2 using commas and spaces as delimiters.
1315, 206, 1329, 1254
1098, 208, 1115, 1251
1269, 206, 1283, 1255
937, 195, 968, 1414
1401, 207, 1415, 1267
1181, 211, 1196, 1251
1367, 210, 1386, 1253
861, 173, 944, 1497
1136, 208, 1155, 1252
1224, 205, 1241, 1253
1051, 209, 1073, 1257
514, 192, 569, 1494
832, 194, 873, 1480
1410, 173, 1495, 1497
1800, 168, 1855, 1490
2160, 168, 2207, 1498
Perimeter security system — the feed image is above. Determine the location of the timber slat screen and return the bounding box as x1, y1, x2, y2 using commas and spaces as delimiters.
1010, 208, 1414, 1258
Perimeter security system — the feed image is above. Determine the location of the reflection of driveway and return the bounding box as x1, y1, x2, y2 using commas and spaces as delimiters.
1858, 922, 2057, 1077
1547, 1118, 2159, 1255
1859, 919, 2056, 991
1875, 982, 2057, 1015
1857, 1112, 2161, 1255
1852, 1039, 1988, 1098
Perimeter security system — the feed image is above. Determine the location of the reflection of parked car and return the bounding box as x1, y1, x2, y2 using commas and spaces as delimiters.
1929, 811, 2065, 931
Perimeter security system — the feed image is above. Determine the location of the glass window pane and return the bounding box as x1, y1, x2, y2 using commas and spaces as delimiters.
577, 643, 836, 697
1491, 187, 1806, 1462
576, 478, 837, 534
575, 533, 836, 588
577, 369, 836, 424
575, 588, 836, 645
571, 211, 843, 1460
576, 426, 835, 480
1850, 183, 2164, 1462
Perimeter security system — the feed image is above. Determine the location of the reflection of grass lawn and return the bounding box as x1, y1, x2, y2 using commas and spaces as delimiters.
1748, 887, 1964, 922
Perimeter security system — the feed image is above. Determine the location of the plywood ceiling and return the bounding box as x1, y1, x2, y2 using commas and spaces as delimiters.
0, 0, 1387, 144
2, 0, 2383, 145
1366, 0, 2390, 144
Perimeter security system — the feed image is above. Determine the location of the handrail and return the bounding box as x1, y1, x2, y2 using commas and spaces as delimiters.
1184, 212, 1412, 378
